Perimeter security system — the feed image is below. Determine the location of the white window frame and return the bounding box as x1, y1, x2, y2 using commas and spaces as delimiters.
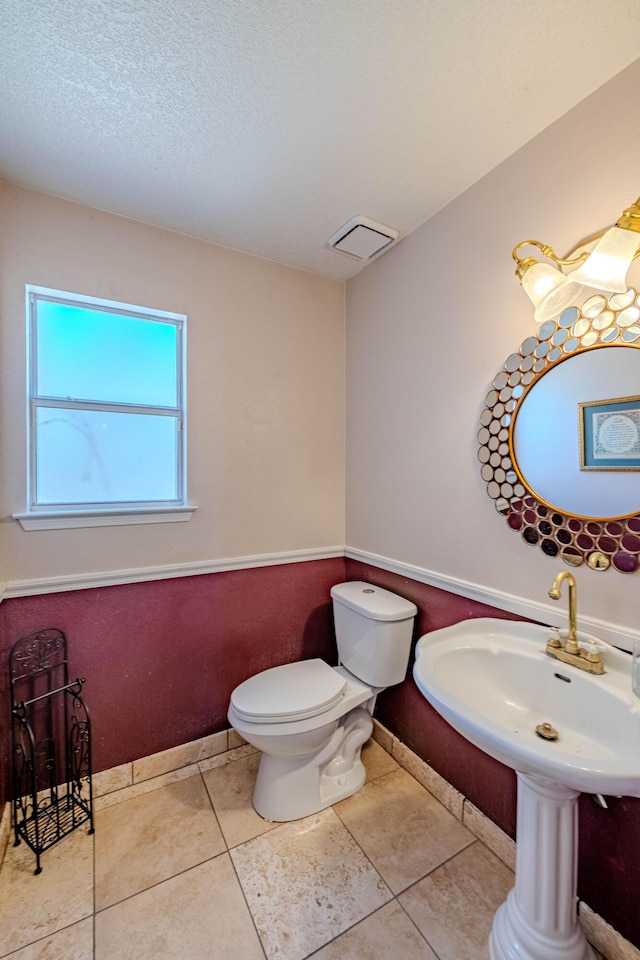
14, 286, 196, 531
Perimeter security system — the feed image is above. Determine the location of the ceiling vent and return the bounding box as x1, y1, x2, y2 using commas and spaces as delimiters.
328, 216, 400, 262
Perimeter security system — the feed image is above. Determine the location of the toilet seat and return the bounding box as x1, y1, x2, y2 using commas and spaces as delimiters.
230, 658, 347, 723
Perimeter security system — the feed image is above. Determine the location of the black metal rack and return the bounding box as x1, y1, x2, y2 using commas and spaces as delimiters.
10, 628, 94, 874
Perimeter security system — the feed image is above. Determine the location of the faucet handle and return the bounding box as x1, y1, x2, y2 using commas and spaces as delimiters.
547, 628, 562, 649
577, 638, 606, 662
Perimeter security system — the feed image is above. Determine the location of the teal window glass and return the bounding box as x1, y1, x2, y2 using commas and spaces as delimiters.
35, 301, 178, 407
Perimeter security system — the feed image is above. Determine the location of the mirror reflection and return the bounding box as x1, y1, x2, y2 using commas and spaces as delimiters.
513, 346, 640, 519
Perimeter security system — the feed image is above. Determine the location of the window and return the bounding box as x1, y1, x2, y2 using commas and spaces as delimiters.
15, 286, 195, 530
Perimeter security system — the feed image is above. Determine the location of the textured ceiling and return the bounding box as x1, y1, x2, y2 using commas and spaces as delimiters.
2, 1, 640, 280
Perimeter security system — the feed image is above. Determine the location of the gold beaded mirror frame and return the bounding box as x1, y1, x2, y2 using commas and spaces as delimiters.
478, 287, 640, 573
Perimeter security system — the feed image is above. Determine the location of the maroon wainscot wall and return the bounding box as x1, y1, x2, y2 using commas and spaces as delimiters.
0, 558, 346, 814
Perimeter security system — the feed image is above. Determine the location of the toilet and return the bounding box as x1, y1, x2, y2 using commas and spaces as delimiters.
227, 581, 417, 821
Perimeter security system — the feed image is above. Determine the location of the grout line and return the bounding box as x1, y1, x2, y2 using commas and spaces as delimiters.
226, 845, 269, 959
93, 850, 231, 917
198, 769, 233, 854
0, 917, 93, 960
398, 900, 446, 960
329, 805, 394, 900
301, 901, 394, 959
391, 838, 480, 901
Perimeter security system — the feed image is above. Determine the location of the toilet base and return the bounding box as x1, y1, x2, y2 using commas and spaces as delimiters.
252, 707, 373, 821
254, 755, 367, 822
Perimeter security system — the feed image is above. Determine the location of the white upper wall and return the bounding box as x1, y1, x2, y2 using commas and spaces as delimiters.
346, 59, 640, 633
0, 183, 345, 582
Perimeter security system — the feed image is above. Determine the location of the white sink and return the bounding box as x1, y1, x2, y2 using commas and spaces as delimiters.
413, 617, 640, 797
413, 616, 640, 960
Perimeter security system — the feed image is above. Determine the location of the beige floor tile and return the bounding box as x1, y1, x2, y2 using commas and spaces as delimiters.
95, 854, 264, 960
231, 807, 391, 960
202, 752, 277, 847
360, 738, 399, 781
312, 900, 438, 960
334, 768, 473, 893
399, 842, 514, 960
8, 918, 93, 959
95, 773, 225, 910
0, 827, 94, 956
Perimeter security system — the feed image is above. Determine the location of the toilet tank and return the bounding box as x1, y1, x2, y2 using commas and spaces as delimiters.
330, 581, 418, 687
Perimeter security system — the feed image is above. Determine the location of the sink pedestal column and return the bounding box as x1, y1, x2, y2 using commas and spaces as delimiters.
490, 773, 595, 960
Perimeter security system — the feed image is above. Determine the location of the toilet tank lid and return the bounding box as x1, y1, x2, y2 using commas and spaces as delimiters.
230, 659, 347, 723
331, 581, 417, 621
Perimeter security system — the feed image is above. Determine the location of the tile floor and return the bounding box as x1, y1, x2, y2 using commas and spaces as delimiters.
0, 740, 517, 959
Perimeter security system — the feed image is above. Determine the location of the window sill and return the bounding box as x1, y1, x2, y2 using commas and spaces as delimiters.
13, 506, 198, 531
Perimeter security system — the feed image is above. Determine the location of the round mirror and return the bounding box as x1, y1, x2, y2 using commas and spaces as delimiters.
478, 291, 640, 573
512, 346, 640, 519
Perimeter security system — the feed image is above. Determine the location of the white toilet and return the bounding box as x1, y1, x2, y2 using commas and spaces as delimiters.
227, 581, 417, 821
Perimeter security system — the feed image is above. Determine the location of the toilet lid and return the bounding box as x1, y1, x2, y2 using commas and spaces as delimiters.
230, 659, 347, 723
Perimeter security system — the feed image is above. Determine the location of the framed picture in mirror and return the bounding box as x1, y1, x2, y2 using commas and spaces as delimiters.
579, 395, 640, 470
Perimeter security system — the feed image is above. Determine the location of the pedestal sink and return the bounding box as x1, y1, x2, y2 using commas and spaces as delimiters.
413, 618, 640, 960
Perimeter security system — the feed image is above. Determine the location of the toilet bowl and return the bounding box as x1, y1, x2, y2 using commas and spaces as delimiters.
228, 581, 417, 822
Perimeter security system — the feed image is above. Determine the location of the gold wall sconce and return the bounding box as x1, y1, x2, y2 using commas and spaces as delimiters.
513, 198, 640, 323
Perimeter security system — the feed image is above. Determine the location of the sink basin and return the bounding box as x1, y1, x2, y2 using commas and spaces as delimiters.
413, 617, 640, 797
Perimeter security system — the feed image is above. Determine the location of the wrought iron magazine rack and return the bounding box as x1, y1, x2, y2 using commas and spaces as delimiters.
10, 628, 94, 874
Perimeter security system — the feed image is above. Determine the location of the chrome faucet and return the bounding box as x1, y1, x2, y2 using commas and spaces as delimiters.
545, 571, 604, 674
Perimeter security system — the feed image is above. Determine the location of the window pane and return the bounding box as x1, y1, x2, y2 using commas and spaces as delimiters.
35, 408, 179, 505
36, 300, 178, 407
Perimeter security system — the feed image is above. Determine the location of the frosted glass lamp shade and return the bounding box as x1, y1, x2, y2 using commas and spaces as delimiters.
521, 262, 564, 303
567, 226, 640, 294
521, 262, 585, 323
